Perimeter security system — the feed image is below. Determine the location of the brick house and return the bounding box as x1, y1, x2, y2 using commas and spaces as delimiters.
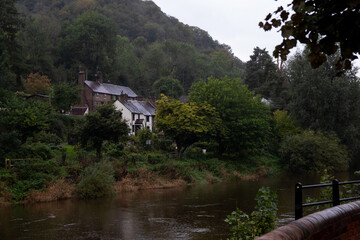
76, 70, 139, 112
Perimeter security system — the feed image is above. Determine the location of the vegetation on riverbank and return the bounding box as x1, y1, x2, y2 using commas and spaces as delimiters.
0, 143, 280, 205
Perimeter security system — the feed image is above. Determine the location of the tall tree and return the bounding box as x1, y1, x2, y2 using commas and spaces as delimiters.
260, 0, 360, 70
0, 0, 26, 89
58, 12, 118, 76
286, 50, 360, 164
152, 76, 184, 99
245, 47, 287, 110
75, 104, 129, 160
24, 73, 51, 95
189, 77, 272, 155
52, 82, 81, 113
155, 95, 223, 157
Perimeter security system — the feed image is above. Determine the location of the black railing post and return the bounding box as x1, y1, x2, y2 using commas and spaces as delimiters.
295, 182, 303, 220
332, 179, 340, 206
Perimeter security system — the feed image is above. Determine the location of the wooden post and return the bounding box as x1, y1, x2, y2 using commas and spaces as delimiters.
332, 179, 340, 206
295, 182, 303, 220
5, 158, 11, 169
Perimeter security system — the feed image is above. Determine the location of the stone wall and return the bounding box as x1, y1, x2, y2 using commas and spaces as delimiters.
257, 201, 360, 240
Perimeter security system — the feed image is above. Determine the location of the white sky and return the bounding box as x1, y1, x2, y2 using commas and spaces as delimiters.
151, 0, 294, 62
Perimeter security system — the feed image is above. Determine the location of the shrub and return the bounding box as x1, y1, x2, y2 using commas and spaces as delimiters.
34, 131, 62, 146
225, 187, 278, 240
22, 142, 53, 160
76, 161, 115, 199
273, 110, 300, 140
152, 134, 173, 151
104, 142, 124, 158
136, 128, 153, 150
279, 131, 349, 173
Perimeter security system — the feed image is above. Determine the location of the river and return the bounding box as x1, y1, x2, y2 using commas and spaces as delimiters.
0, 172, 356, 240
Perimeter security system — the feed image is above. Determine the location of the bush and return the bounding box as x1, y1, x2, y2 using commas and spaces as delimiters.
225, 187, 278, 240
279, 131, 349, 173
34, 131, 62, 146
76, 161, 115, 199
104, 142, 124, 158
136, 128, 153, 150
8, 159, 60, 202
273, 110, 300, 140
152, 134, 173, 151
22, 142, 53, 160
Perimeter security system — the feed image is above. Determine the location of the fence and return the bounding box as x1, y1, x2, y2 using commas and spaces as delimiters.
295, 179, 360, 219
5, 158, 36, 169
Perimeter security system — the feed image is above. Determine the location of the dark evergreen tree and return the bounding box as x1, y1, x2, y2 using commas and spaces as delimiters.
245, 47, 287, 110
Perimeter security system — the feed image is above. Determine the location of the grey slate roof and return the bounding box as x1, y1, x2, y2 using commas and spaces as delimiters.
121, 100, 156, 116
85, 81, 137, 97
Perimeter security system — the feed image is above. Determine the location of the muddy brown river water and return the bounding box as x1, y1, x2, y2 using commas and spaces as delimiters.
0, 172, 355, 240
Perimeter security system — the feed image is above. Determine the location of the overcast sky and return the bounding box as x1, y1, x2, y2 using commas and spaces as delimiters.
151, 0, 294, 62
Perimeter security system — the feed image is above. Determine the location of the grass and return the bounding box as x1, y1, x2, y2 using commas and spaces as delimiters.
0, 145, 280, 204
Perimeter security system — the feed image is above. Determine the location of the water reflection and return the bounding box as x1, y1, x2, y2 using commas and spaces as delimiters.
0, 172, 356, 240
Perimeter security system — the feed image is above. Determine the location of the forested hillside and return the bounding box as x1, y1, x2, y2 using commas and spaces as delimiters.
8, 0, 244, 95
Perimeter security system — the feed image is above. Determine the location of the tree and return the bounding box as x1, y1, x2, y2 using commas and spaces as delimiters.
75, 104, 129, 160
24, 73, 51, 95
244, 47, 287, 110
189, 77, 272, 155
0, 95, 55, 142
286, 50, 360, 164
58, 12, 118, 75
0, 0, 26, 89
280, 131, 349, 173
0, 30, 16, 90
18, 15, 58, 79
152, 76, 184, 99
260, 1, 360, 70
155, 95, 223, 157
105, 35, 141, 87
52, 82, 81, 113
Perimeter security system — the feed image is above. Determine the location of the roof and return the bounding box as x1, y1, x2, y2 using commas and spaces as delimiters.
85, 81, 137, 98
69, 106, 88, 116
121, 100, 156, 116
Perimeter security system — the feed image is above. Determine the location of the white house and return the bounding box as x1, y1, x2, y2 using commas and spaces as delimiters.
114, 99, 156, 135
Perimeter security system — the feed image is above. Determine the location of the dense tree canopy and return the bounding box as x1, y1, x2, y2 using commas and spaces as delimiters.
245, 47, 287, 110
155, 95, 223, 157
58, 12, 118, 76
152, 76, 184, 99
24, 73, 51, 95
189, 77, 272, 155
52, 82, 81, 113
260, 0, 360, 70
11, 0, 245, 95
286, 50, 360, 163
75, 104, 129, 159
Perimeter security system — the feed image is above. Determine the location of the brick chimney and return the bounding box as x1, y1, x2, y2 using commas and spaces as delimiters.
96, 71, 103, 84
120, 92, 128, 101
78, 70, 86, 87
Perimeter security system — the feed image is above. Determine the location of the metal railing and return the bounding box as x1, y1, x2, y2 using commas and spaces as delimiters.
295, 179, 360, 219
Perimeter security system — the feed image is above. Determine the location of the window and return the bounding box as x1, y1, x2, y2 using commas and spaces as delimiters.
146, 116, 150, 122
112, 95, 116, 101
96, 93, 99, 98
132, 113, 135, 121
104, 94, 107, 99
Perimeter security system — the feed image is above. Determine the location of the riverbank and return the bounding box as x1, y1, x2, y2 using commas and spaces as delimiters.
0, 147, 280, 206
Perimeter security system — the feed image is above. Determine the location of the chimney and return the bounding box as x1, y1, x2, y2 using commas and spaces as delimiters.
96, 71, 103, 84
120, 93, 128, 101
78, 70, 86, 87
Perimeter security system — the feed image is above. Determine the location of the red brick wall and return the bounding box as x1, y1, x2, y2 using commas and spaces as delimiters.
257, 201, 360, 240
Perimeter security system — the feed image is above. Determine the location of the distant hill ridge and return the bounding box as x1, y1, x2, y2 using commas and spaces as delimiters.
16, 0, 227, 54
